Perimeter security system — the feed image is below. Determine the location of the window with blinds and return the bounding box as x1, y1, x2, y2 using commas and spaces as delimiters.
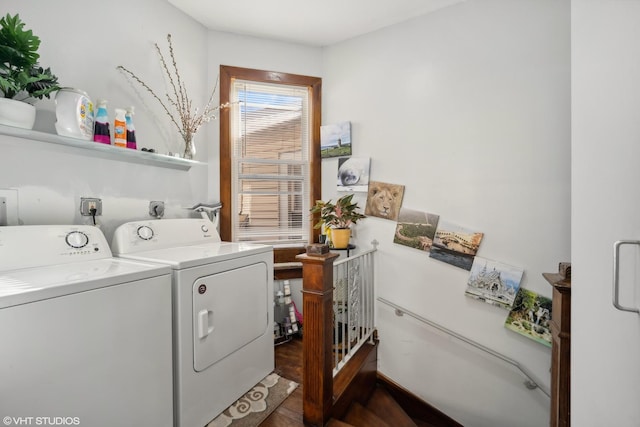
229, 80, 311, 245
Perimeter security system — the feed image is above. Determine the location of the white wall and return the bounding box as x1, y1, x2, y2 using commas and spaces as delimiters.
0, 1, 322, 241
322, 1, 570, 426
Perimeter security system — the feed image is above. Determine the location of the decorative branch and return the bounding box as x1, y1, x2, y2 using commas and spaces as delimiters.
116, 33, 230, 144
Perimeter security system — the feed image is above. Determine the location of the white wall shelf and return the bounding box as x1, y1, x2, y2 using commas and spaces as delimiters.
0, 125, 205, 171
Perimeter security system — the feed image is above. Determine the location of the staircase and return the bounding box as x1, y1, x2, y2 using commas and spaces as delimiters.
297, 251, 462, 427
327, 382, 462, 427
296, 246, 549, 427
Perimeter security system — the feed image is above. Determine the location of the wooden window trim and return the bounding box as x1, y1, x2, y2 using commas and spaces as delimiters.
219, 65, 322, 278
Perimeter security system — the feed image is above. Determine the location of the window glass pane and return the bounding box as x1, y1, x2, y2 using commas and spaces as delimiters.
230, 80, 310, 245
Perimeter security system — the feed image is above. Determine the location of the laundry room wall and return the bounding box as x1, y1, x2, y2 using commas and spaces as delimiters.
321, 1, 570, 426
0, 0, 322, 242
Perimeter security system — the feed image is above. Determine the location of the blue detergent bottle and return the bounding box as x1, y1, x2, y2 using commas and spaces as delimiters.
93, 99, 110, 144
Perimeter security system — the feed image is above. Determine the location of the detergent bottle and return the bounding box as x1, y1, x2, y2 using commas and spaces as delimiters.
93, 99, 111, 144
113, 108, 127, 148
125, 106, 137, 150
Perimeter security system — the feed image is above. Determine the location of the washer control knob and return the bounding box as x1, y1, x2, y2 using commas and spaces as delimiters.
137, 225, 154, 240
66, 231, 89, 249
201, 224, 209, 233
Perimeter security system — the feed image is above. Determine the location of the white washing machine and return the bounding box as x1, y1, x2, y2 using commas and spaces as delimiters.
111, 218, 274, 427
0, 225, 173, 426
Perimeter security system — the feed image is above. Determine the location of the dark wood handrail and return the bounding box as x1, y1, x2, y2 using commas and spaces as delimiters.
296, 251, 340, 427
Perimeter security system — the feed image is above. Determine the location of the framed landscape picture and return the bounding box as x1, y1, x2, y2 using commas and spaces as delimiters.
321, 121, 352, 158
393, 208, 440, 252
505, 288, 552, 347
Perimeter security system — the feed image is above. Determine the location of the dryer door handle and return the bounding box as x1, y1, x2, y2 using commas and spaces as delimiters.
197, 309, 215, 339
613, 240, 640, 314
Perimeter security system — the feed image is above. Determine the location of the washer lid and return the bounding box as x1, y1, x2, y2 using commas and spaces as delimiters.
115, 241, 272, 269
0, 258, 171, 309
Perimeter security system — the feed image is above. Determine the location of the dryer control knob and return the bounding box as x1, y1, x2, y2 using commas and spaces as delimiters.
201, 224, 209, 233
137, 225, 154, 240
66, 231, 89, 248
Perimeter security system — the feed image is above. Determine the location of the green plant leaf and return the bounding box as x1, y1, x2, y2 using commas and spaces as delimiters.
0, 14, 58, 100
310, 194, 365, 229
0, 14, 40, 70
24, 66, 59, 99
0, 76, 19, 96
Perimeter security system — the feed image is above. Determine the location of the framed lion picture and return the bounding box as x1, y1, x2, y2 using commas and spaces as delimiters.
365, 181, 405, 221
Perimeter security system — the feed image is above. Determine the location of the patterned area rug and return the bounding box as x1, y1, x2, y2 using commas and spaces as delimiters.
207, 372, 298, 427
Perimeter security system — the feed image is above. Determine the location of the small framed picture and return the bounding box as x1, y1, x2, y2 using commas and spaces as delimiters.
321, 121, 352, 158
365, 181, 405, 221
337, 157, 370, 192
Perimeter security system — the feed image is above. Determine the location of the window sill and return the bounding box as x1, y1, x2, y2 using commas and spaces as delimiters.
274, 262, 303, 280
273, 246, 306, 280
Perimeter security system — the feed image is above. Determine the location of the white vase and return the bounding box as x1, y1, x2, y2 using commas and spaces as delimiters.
0, 98, 36, 130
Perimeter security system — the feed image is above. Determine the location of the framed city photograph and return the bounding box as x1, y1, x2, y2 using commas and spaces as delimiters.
429, 221, 484, 270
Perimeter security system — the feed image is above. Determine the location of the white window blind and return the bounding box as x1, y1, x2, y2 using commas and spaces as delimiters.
230, 79, 311, 245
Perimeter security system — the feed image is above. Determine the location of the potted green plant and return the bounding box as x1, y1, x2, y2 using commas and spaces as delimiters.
0, 13, 60, 129
310, 194, 366, 248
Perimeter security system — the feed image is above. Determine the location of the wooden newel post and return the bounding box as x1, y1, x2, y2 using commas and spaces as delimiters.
296, 251, 339, 427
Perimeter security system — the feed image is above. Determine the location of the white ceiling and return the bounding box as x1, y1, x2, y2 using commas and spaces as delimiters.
168, 0, 466, 47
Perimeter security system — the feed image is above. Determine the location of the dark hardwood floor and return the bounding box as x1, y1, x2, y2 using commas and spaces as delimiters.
261, 337, 305, 426
260, 337, 460, 427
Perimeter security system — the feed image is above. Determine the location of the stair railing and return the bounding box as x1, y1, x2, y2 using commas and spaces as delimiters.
297, 250, 338, 427
296, 241, 378, 427
332, 241, 378, 375
377, 297, 551, 398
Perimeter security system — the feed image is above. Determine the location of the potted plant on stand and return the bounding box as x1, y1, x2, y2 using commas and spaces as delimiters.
310, 194, 366, 249
0, 13, 60, 129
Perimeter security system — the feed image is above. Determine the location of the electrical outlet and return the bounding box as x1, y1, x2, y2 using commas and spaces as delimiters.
0, 189, 18, 226
149, 201, 165, 218
80, 197, 102, 216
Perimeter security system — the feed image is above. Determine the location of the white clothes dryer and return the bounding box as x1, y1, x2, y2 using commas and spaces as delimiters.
0, 225, 173, 427
111, 218, 274, 427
